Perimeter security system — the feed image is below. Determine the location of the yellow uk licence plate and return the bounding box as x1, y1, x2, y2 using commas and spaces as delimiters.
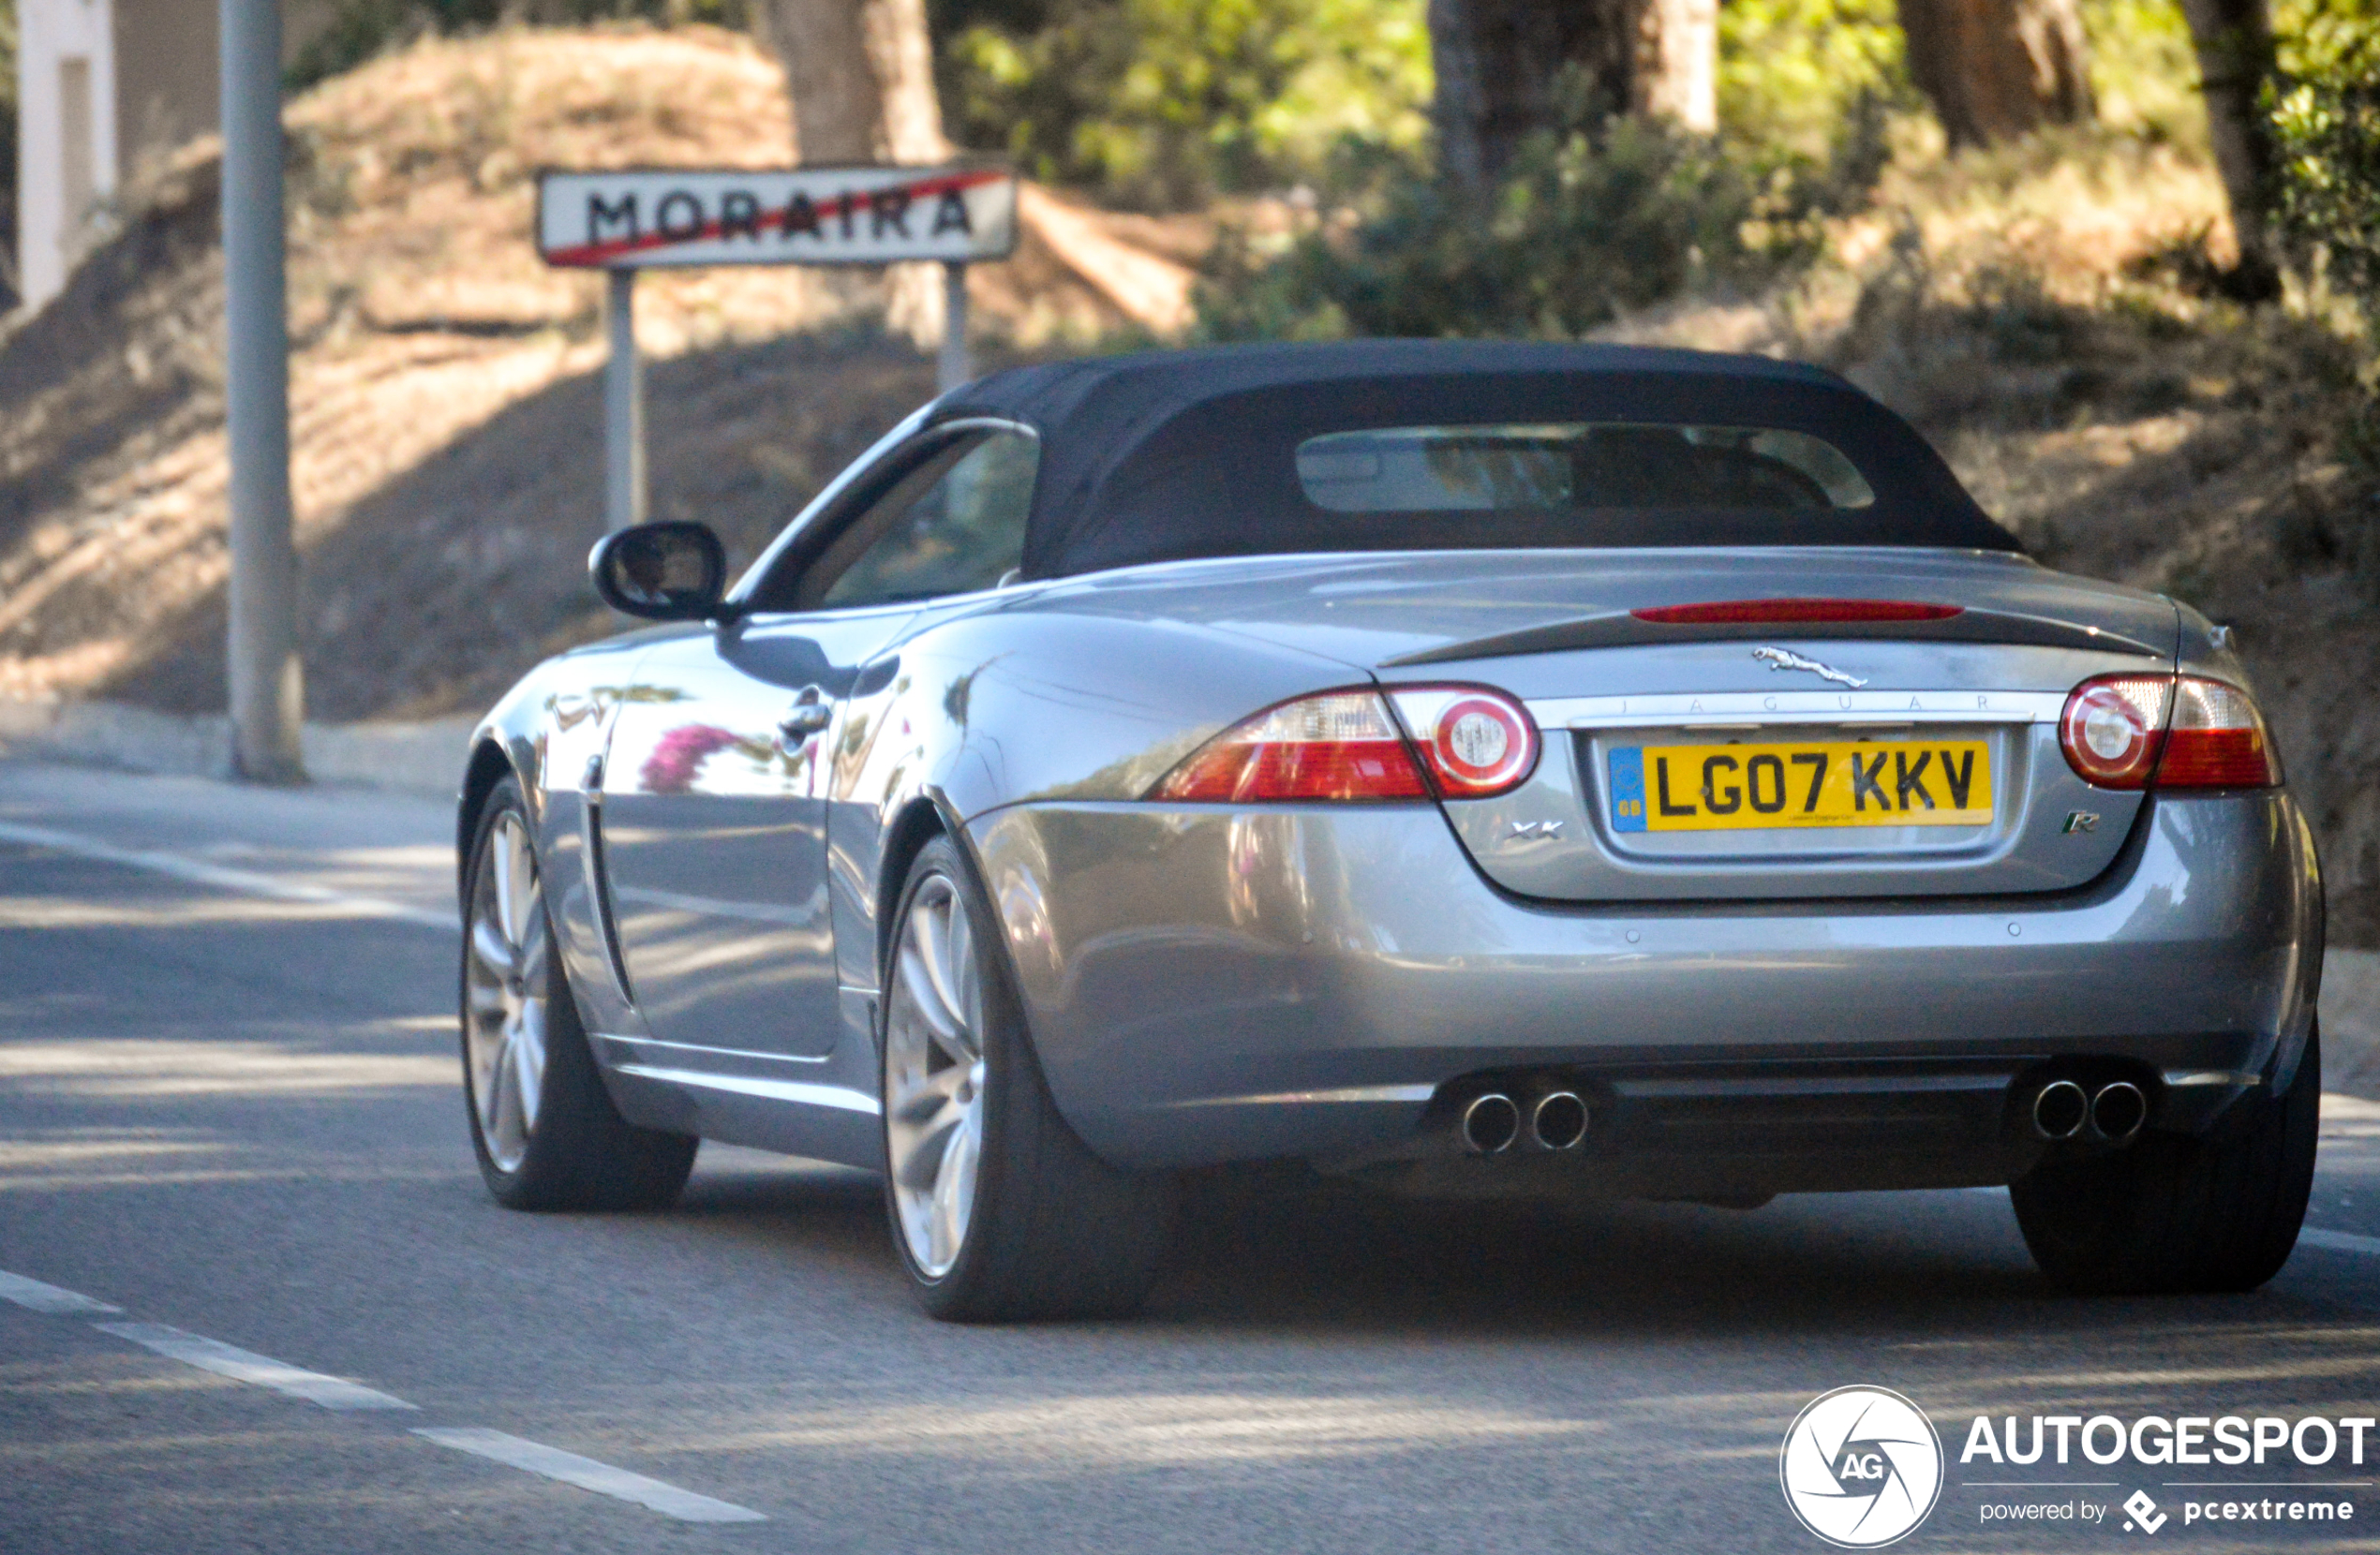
1607, 739, 1993, 832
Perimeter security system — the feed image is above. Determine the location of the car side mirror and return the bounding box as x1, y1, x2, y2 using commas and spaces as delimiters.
589, 522, 727, 620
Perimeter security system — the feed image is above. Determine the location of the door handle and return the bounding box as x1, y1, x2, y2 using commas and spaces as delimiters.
778, 688, 832, 745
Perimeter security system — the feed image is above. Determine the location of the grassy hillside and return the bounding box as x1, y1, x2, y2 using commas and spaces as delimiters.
0, 24, 2370, 940
0, 24, 1174, 721
1600, 126, 2379, 941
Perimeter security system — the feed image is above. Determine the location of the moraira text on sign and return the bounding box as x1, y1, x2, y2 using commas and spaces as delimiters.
536, 166, 1018, 269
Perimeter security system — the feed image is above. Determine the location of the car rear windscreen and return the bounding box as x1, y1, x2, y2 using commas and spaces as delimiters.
1026, 370, 2016, 575
1294, 424, 1878, 514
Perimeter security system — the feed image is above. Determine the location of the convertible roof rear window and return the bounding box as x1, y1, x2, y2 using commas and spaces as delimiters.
1294, 423, 1878, 514
925, 343, 2020, 576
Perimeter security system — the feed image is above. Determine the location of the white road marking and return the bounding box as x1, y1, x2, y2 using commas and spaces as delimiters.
0, 819, 454, 930
96, 1322, 418, 1411
414, 1428, 766, 1523
0, 1268, 121, 1314
2298, 1226, 2380, 1257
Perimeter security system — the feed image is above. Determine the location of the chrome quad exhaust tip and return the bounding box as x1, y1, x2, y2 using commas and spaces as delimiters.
2030, 1079, 2090, 1141
2090, 1080, 2147, 1145
1530, 1091, 1589, 1151
1461, 1093, 1520, 1154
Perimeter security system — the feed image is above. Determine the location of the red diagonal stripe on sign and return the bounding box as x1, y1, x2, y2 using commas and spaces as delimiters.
544, 168, 1010, 267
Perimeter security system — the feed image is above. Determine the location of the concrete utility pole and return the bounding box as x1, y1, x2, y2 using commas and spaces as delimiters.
221, 0, 305, 783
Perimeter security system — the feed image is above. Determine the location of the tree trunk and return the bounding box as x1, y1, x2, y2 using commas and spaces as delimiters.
751, 0, 954, 344
2176, 0, 2283, 298
752, 0, 881, 163
1636, 0, 1718, 135
1898, 0, 2094, 147
1426, 0, 1639, 190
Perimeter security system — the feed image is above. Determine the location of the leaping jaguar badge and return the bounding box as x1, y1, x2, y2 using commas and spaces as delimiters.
1751, 645, 1868, 689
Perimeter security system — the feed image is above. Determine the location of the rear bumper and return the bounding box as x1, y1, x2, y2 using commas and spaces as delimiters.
966, 792, 2322, 1181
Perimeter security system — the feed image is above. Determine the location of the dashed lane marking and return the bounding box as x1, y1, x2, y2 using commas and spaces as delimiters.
5, 1269, 766, 1522
0, 1268, 122, 1314
96, 1321, 419, 1411
0, 819, 455, 930
415, 1428, 767, 1523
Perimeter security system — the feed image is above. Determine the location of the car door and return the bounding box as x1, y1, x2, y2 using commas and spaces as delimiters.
598, 423, 1040, 1066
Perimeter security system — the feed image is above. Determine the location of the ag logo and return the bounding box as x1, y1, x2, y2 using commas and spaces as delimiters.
1779, 1385, 1944, 1548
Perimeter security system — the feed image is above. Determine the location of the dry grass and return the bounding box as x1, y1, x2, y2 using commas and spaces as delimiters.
1607, 123, 2380, 941
0, 39, 2372, 938
0, 24, 1183, 722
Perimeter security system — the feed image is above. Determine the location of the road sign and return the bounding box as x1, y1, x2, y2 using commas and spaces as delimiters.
537, 163, 1018, 535
536, 165, 1019, 270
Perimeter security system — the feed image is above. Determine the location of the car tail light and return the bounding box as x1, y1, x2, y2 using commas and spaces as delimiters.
1632, 599, 1963, 625
1150, 690, 1430, 802
2157, 677, 2282, 788
1385, 686, 1540, 796
2059, 674, 2170, 788
2058, 674, 2281, 791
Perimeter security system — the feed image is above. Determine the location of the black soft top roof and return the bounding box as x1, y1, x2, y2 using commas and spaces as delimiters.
930, 340, 2016, 577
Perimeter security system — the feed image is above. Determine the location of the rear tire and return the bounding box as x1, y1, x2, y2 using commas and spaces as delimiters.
2011, 1026, 2320, 1295
462, 778, 697, 1212
880, 835, 1174, 1322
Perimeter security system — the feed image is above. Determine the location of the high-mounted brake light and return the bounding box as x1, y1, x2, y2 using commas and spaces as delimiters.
2058, 674, 2280, 791
1151, 691, 1430, 802
1632, 599, 1964, 625
1149, 685, 1541, 804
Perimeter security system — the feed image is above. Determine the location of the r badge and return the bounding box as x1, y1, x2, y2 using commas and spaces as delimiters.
2061, 811, 2100, 834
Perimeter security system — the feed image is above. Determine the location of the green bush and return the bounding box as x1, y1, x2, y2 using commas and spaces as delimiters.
287, 0, 751, 90
932, 0, 1428, 210
2268, 2, 2380, 588
2271, 7, 2380, 303
1718, 0, 1912, 159
1195, 75, 1863, 343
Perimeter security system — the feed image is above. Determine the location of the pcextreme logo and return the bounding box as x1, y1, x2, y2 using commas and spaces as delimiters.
1780, 1385, 1947, 1548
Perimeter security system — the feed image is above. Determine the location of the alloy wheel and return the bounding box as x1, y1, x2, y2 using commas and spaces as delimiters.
885, 874, 987, 1280
466, 811, 549, 1174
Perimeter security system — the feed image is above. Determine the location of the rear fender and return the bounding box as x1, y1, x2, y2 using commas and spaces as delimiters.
822, 607, 1364, 994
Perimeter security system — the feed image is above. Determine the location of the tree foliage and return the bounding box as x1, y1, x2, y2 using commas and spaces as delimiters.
1718, 0, 1912, 158
930, 0, 1430, 209
2269, 0, 2380, 298
1196, 72, 1873, 342
288, 0, 751, 89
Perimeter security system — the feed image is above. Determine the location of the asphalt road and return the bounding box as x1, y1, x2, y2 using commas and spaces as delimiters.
2, 759, 2377, 1553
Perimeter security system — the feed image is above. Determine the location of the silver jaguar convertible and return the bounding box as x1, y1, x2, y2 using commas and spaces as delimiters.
455, 341, 2323, 1320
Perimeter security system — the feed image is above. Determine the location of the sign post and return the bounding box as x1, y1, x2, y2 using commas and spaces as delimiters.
603, 270, 644, 532
537, 165, 1019, 535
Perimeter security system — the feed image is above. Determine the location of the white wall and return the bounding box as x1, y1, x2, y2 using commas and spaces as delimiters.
16, 0, 120, 311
